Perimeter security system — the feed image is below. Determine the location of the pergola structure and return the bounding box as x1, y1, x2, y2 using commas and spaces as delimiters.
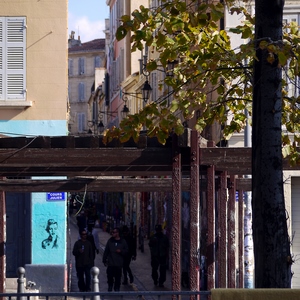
0, 130, 298, 292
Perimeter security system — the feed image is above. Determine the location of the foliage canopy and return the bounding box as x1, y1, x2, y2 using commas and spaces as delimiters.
104, 0, 300, 162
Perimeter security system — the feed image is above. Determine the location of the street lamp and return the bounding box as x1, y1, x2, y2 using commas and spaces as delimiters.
141, 80, 152, 103
166, 60, 178, 77
97, 118, 105, 133
138, 47, 153, 103
121, 102, 130, 119
87, 110, 117, 135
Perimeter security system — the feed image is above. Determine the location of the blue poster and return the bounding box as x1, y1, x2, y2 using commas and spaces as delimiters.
31, 192, 67, 264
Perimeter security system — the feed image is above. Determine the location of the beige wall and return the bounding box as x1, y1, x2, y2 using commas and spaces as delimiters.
0, 0, 68, 121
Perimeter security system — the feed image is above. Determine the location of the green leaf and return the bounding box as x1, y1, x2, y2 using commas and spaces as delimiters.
116, 26, 127, 41
147, 60, 158, 71
278, 52, 288, 66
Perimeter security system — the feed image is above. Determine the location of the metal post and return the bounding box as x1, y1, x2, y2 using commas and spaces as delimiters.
190, 130, 200, 296
0, 190, 5, 294
227, 175, 236, 288
238, 189, 244, 288
218, 171, 227, 288
17, 267, 26, 300
91, 266, 100, 300
172, 134, 182, 295
206, 164, 215, 290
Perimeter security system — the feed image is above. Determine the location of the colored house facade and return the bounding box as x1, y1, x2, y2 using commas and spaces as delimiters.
0, 0, 68, 292
68, 35, 106, 135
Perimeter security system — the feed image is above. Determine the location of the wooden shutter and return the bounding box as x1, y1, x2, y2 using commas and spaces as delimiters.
79, 57, 85, 74
95, 56, 101, 68
6, 17, 26, 100
78, 113, 86, 132
78, 82, 85, 101
69, 59, 73, 76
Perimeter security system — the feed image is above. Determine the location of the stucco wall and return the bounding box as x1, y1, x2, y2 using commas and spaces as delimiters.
0, 0, 68, 123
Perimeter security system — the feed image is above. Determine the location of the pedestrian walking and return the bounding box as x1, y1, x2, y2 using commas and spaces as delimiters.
148, 224, 169, 287
121, 225, 136, 284
102, 227, 128, 292
76, 210, 87, 233
86, 225, 99, 265
72, 229, 94, 292
88, 222, 101, 257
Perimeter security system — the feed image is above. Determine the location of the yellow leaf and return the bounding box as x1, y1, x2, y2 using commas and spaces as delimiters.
267, 53, 275, 64
267, 44, 276, 53
259, 40, 268, 50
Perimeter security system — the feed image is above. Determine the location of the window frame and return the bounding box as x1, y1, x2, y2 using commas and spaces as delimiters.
0, 16, 27, 102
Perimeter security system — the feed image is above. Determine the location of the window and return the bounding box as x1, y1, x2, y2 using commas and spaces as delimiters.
0, 17, 26, 101
78, 113, 85, 133
78, 82, 85, 101
95, 56, 101, 68
68, 59, 73, 76
283, 14, 299, 97
79, 57, 85, 75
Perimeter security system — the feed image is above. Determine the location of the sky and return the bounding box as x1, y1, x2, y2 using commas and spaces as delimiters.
68, 0, 109, 43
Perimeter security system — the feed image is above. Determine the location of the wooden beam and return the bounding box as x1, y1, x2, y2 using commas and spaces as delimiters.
0, 134, 297, 178
0, 178, 191, 192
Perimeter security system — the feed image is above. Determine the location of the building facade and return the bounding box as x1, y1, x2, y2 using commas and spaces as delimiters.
68, 35, 106, 135
0, 0, 68, 292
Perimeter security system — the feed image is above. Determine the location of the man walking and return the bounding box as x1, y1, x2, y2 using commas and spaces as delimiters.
72, 230, 94, 292
103, 227, 128, 292
86, 225, 99, 266
149, 224, 169, 287
121, 225, 136, 284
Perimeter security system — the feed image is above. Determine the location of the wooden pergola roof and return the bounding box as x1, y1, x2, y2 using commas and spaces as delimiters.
0, 134, 297, 192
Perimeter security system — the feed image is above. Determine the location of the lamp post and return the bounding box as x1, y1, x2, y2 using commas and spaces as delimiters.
138, 46, 153, 103
87, 111, 117, 135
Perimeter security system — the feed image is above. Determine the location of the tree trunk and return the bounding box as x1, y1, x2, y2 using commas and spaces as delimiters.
252, 0, 291, 288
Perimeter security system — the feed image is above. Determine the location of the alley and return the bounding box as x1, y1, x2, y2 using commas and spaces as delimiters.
67, 215, 172, 293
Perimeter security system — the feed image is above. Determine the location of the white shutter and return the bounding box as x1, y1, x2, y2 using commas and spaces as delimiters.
6, 17, 26, 100
0, 18, 4, 100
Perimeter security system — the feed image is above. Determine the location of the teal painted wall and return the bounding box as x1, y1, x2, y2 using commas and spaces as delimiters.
4, 120, 68, 265
31, 190, 67, 264
0, 120, 67, 136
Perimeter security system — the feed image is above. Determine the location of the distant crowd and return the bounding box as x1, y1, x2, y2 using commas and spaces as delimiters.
72, 208, 169, 292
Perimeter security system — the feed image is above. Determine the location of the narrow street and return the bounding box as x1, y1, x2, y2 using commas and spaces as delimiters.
67, 214, 172, 293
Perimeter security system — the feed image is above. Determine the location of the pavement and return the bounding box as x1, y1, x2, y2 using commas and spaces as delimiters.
67, 214, 172, 293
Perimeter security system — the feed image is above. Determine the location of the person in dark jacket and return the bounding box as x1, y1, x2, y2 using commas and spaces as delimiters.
121, 225, 136, 284
76, 210, 87, 233
72, 230, 94, 292
103, 227, 128, 292
87, 225, 99, 265
149, 224, 169, 287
